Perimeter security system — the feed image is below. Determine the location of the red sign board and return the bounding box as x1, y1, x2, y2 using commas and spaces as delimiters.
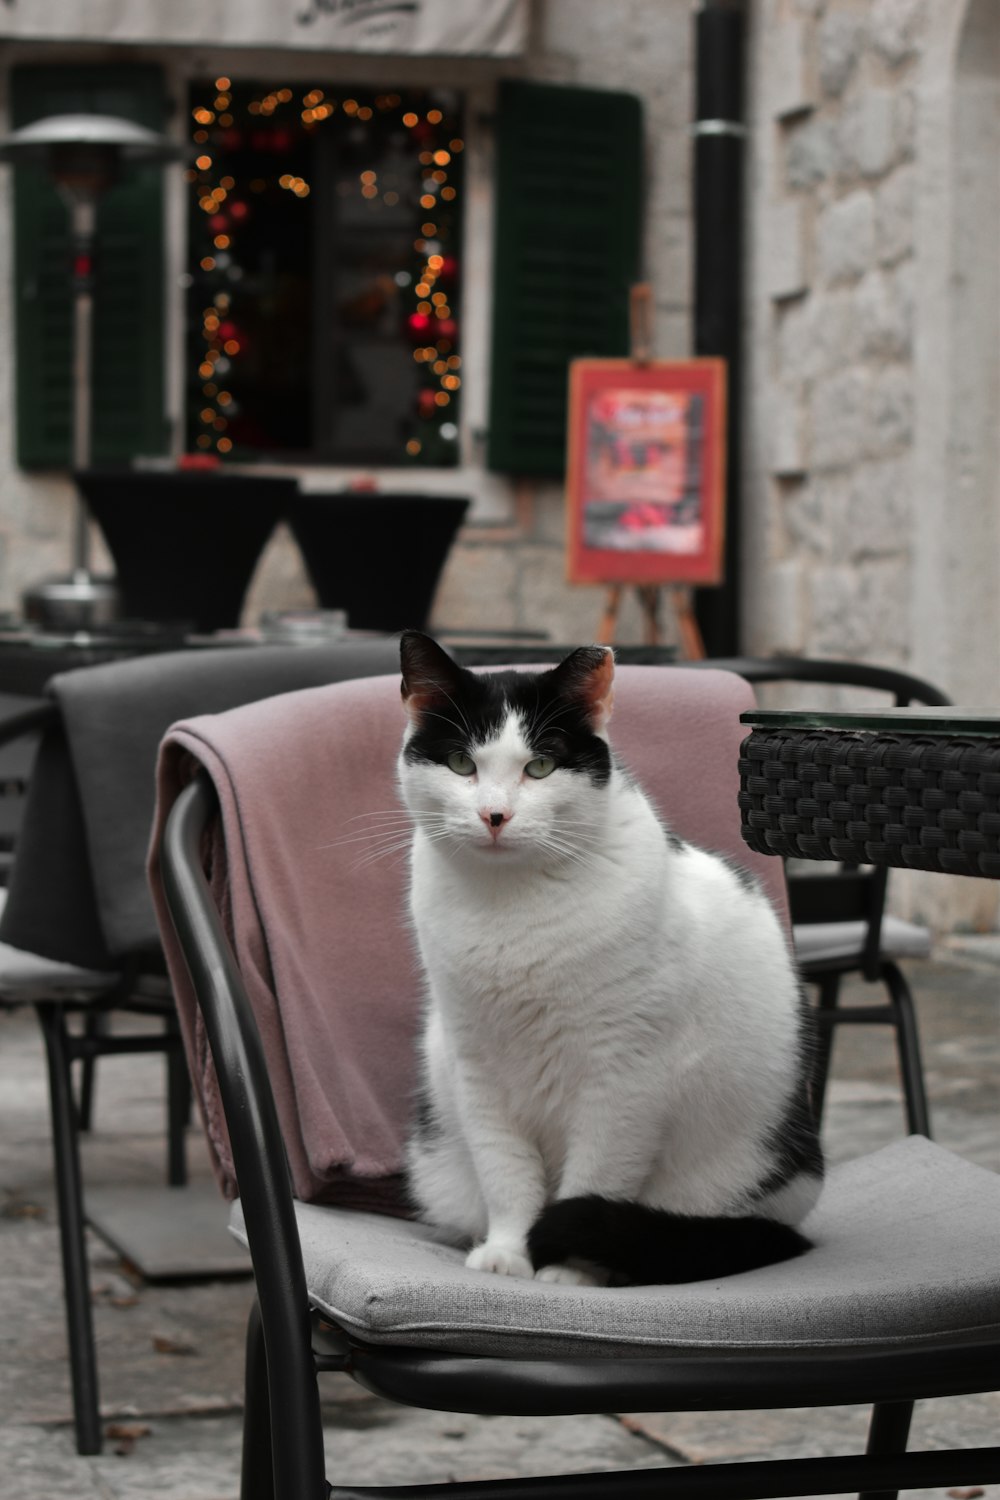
565, 358, 727, 586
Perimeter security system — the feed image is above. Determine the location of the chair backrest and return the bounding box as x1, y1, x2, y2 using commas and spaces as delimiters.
0, 692, 51, 888
74, 471, 297, 632
688, 657, 952, 971
286, 492, 469, 631
0, 639, 402, 970
149, 664, 788, 1207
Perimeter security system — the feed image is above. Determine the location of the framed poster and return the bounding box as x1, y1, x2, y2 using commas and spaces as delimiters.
565, 358, 727, 586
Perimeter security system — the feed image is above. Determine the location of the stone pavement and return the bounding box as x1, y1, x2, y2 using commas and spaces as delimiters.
0, 952, 997, 1499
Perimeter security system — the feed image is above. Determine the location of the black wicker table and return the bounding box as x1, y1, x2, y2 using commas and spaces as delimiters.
738, 707, 1000, 881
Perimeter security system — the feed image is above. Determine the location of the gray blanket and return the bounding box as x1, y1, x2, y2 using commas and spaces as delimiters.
0, 639, 400, 965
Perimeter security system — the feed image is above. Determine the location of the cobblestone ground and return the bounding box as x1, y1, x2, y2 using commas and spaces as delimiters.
0, 954, 997, 1499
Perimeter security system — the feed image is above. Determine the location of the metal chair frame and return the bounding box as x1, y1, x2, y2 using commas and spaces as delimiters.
0, 698, 190, 1455
35, 989, 189, 1453
3, 635, 405, 1454
686, 657, 951, 1138
160, 771, 1000, 1500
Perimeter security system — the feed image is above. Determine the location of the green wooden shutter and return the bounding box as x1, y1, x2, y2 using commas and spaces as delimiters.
487, 80, 642, 478
12, 64, 168, 468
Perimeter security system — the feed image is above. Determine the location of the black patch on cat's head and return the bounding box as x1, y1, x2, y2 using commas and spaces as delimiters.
399, 633, 613, 785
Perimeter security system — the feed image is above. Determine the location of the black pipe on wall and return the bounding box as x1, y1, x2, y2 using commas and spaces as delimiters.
692, 0, 747, 657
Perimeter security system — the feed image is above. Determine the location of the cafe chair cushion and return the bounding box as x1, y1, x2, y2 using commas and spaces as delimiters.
0, 938, 117, 1004
228, 1135, 1000, 1358
793, 915, 933, 967
0, 889, 117, 1004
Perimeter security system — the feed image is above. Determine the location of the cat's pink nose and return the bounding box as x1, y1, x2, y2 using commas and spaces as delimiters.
480, 809, 511, 837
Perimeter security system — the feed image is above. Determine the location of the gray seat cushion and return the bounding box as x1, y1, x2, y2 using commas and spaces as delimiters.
794, 915, 932, 966
0, 889, 118, 1004
229, 1137, 1000, 1359
0, 938, 118, 1003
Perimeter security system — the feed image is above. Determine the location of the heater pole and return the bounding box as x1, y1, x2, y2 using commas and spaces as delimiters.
692, 0, 747, 656
69, 195, 96, 576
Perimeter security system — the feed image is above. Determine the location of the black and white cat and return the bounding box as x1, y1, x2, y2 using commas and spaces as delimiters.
398, 632, 823, 1287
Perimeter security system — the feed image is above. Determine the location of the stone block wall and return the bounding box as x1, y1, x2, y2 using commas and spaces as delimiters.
743, 0, 929, 669
744, 0, 1000, 932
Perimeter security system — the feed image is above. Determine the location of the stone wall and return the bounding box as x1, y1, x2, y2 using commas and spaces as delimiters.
743, 0, 929, 667
744, 0, 1000, 932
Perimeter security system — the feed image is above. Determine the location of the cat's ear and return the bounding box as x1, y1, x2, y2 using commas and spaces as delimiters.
549, 646, 615, 731
400, 631, 464, 721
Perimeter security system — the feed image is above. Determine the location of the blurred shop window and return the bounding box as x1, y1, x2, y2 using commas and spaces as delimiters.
487, 80, 643, 480
186, 83, 463, 468
11, 64, 168, 469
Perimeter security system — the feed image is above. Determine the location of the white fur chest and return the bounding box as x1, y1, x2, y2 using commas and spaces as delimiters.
409, 809, 675, 1137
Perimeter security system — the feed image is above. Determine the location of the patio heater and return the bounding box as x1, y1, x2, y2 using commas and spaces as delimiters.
0, 114, 184, 628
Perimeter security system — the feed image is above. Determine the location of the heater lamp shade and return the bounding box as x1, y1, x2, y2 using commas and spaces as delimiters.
0, 112, 183, 163
0, 114, 185, 197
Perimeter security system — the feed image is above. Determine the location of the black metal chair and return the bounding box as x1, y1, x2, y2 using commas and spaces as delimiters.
686, 658, 951, 1137
286, 491, 469, 631
74, 470, 297, 632
153, 664, 999, 1500
0, 638, 401, 1455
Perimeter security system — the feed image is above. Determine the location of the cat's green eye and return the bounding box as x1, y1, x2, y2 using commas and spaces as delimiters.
525, 755, 556, 779
446, 750, 476, 776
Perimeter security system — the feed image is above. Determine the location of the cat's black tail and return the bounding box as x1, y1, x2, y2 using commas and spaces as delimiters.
527, 1197, 811, 1285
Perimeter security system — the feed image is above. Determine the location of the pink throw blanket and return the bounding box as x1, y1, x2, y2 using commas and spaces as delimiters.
147, 666, 786, 1210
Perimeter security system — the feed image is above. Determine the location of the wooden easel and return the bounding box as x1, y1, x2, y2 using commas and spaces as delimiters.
598, 581, 705, 657
596, 285, 706, 659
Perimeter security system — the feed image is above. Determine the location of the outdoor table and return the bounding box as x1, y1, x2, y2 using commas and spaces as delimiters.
0, 624, 194, 695
73, 470, 296, 634
738, 706, 1000, 881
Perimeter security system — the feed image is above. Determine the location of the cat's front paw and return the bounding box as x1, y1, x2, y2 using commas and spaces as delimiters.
534, 1262, 600, 1287
465, 1241, 534, 1279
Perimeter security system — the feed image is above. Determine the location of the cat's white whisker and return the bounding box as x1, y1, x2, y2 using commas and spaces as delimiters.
344, 808, 415, 822
315, 822, 416, 851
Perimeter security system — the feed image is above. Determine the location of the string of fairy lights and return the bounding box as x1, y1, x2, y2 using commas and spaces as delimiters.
186, 78, 463, 463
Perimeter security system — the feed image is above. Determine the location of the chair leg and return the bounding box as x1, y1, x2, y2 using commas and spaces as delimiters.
165, 1012, 190, 1188
859, 1398, 914, 1500
241, 1298, 328, 1500
76, 1010, 108, 1132
881, 961, 932, 1138
810, 973, 841, 1124
242, 1299, 276, 1500
36, 1002, 102, 1456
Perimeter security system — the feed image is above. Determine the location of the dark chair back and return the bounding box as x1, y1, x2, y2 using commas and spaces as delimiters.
75, 471, 297, 632
0, 636, 404, 1457
687, 655, 952, 1137
286, 492, 469, 631
688, 655, 951, 959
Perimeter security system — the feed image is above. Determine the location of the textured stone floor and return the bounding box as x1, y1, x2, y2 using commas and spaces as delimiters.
0, 953, 997, 1499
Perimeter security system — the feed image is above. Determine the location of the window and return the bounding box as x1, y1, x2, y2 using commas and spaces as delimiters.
185, 82, 463, 467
